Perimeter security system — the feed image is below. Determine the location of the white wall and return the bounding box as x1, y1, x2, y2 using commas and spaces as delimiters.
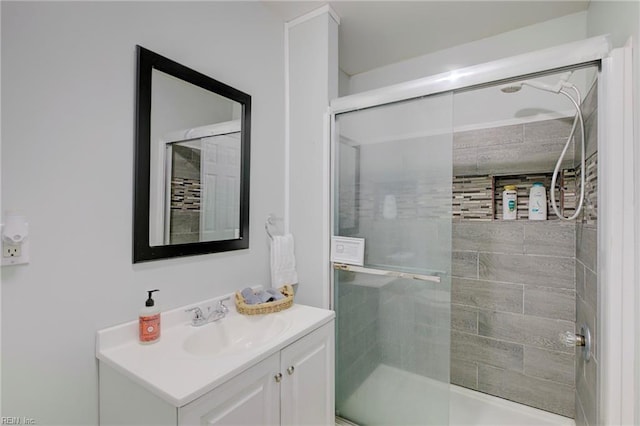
347, 11, 588, 94
338, 69, 350, 97
287, 8, 339, 309
587, 2, 640, 424
1, 2, 284, 425
587, 1, 640, 49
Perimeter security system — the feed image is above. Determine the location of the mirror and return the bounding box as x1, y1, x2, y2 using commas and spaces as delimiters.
133, 46, 251, 263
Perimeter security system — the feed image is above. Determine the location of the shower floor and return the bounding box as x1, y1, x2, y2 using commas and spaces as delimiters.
338, 364, 575, 426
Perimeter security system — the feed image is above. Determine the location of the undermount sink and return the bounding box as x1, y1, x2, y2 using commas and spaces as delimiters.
182, 313, 291, 357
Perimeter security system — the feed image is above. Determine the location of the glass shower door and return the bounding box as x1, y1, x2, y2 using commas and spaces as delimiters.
333, 93, 452, 425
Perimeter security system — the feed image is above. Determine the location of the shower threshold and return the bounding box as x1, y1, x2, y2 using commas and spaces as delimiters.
336, 364, 575, 426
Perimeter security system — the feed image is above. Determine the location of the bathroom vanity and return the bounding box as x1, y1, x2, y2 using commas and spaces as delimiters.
96, 297, 335, 425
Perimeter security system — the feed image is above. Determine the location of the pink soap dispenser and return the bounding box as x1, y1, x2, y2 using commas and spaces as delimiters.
139, 289, 160, 344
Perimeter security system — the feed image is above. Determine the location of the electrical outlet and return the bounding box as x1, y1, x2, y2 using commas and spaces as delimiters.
3, 244, 21, 258
1, 239, 29, 266
1, 213, 30, 266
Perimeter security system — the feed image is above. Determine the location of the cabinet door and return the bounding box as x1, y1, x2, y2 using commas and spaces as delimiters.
179, 353, 280, 426
280, 321, 335, 426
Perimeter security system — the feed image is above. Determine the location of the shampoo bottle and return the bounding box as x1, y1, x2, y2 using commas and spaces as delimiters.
528, 182, 547, 220
139, 289, 160, 344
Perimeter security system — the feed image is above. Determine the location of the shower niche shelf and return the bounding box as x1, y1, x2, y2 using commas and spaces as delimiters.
492, 172, 571, 221
452, 171, 577, 222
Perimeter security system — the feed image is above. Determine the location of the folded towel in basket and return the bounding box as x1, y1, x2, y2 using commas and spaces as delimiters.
240, 287, 260, 305
266, 288, 285, 301
240, 287, 285, 305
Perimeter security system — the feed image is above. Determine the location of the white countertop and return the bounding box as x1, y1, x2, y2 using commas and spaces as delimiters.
96, 297, 334, 407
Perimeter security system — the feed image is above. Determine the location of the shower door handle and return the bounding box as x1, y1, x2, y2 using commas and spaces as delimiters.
332, 263, 441, 283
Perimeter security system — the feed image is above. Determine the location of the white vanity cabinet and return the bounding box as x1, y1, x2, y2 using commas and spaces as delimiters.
179, 321, 334, 426
279, 321, 334, 425
178, 351, 281, 425
98, 312, 334, 426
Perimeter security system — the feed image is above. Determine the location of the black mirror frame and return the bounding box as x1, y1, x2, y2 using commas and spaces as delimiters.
133, 46, 251, 263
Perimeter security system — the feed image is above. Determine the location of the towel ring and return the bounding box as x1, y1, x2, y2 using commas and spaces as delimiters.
265, 216, 277, 240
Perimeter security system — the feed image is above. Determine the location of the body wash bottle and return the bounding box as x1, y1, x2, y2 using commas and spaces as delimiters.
139, 289, 160, 344
502, 185, 518, 220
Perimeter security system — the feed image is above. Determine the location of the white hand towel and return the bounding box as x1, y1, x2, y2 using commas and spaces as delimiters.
270, 234, 299, 287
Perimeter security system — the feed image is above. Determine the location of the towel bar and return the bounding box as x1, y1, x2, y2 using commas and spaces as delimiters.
332, 263, 441, 283
265, 216, 277, 240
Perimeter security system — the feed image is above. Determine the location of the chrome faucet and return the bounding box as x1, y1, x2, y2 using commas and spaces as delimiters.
185, 297, 230, 327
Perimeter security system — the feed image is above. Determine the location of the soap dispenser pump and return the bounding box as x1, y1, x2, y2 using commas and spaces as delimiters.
139, 289, 160, 344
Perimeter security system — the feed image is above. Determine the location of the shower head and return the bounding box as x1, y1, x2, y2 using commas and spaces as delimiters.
500, 84, 523, 93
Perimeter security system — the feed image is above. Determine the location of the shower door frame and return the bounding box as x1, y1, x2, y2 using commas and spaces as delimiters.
327, 34, 636, 425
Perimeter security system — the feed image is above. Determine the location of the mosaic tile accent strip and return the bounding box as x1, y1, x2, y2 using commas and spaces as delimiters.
576, 154, 598, 224
344, 166, 592, 224
562, 169, 578, 219
452, 175, 493, 221
349, 179, 452, 222
171, 178, 201, 211
415, 180, 453, 219
355, 182, 373, 220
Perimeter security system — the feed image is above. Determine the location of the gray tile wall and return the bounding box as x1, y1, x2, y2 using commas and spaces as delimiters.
169, 210, 200, 244
336, 274, 451, 409
575, 82, 598, 426
335, 272, 381, 410
454, 118, 575, 176
451, 221, 576, 417
450, 81, 598, 420
378, 278, 450, 380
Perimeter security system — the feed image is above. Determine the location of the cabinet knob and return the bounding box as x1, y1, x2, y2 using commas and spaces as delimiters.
274, 373, 283, 383
287, 366, 295, 375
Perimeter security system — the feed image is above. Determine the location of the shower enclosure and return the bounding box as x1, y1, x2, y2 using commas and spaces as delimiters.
330, 36, 632, 425
333, 94, 453, 425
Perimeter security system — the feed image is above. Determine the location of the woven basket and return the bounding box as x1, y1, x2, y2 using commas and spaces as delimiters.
235, 285, 294, 315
